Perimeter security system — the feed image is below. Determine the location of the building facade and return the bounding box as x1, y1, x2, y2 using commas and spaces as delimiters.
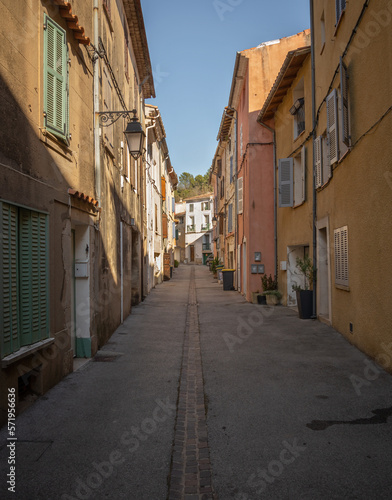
184, 194, 213, 265
0, 0, 165, 425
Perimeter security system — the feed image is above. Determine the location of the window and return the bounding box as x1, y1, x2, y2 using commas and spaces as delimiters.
155, 204, 158, 233
203, 202, 210, 211
103, 65, 114, 151
320, 11, 326, 53
217, 159, 222, 178
230, 156, 233, 184
124, 21, 129, 81
189, 203, 194, 213
228, 204, 233, 233
315, 134, 332, 188
1, 202, 49, 359
162, 214, 168, 239
161, 176, 166, 201
293, 147, 306, 206
326, 59, 350, 167
292, 79, 305, 139
43, 15, 68, 142
220, 177, 225, 199
237, 176, 243, 214
335, 0, 346, 25
103, 0, 111, 16
172, 198, 175, 213
240, 124, 243, 156
279, 147, 306, 207
334, 226, 349, 287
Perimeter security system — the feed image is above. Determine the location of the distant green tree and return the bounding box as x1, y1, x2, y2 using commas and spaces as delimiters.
175, 169, 212, 201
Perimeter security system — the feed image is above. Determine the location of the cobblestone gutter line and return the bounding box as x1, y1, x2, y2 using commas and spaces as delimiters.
168, 267, 215, 500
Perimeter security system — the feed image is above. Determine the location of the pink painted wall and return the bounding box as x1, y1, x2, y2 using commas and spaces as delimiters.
236, 31, 311, 301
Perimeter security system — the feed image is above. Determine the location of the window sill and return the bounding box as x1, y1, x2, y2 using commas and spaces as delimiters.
293, 129, 306, 143
334, 10, 345, 37
39, 129, 73, 162
335, 284, 350, 292
1, 338, 55, 368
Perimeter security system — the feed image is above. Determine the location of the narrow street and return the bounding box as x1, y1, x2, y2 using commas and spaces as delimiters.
1, 265, 392, 500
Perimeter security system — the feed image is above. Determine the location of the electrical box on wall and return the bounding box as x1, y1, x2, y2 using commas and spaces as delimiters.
280, 261, 287, 271
75, 262, 89, 278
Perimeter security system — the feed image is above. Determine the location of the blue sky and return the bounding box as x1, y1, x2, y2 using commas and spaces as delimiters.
142, 0, 310, 178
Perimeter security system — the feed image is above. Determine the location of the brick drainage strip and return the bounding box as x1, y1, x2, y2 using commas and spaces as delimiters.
168, 267, 215, 500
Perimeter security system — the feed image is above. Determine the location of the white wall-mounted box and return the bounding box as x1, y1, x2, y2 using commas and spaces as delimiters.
75, 262, 89, 278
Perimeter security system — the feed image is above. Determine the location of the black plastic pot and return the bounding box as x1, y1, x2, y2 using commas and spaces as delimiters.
257, 294, 267, 305
296, 290, 313, 319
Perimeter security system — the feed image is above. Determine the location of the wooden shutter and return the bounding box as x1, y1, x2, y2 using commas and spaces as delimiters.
315, 136, 323, 188
334, 226, 349, 286
103, 66, 114, 150
19, 210, 49, 346
228, 204, 233, 233
237, 176, 243, 214
162, 213, 168, 238
300, 146, 306, 203
44, 15, 68, 140
340, 57, 350, 146
0, 203, 19, 358
230, 156, 233, 183
161, 176, 166, 200
327, 89, 339, 165
278, 158, 293, 207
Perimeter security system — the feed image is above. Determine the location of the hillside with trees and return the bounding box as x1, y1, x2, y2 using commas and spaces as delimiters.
175, 170, 212, 201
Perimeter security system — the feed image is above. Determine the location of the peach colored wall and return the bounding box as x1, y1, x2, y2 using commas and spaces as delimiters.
236, 31, 311, 301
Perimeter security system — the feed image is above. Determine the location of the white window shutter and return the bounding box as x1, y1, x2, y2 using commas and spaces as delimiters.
279, 158, 293, 208
327, 89, 339, 165
340, 57, 350, 146
237, 176, 243, 214
334, 226, 349, 286
300, 146, 306, 203
315, 136, 322, 188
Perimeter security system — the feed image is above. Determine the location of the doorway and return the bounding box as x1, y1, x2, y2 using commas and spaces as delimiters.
317, 221, 331, 322
190, 245, 195, 262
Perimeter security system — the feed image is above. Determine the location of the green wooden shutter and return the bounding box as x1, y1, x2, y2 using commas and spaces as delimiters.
0, 203, 19, 358
44, 15, 68, 141
19, 210, 49, 347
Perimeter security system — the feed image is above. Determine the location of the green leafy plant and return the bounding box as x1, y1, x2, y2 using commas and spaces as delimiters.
292, 255, 315, 291
174, 260, 179, 268
263, 290, 282, 299
210, 256, 220, 274
261, 274, 278, 291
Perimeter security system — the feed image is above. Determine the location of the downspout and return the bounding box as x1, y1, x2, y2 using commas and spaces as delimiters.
310, 0, 317, 319
258, 121, 277, 280
120, 221, 123, 323
93, 0, 100, 203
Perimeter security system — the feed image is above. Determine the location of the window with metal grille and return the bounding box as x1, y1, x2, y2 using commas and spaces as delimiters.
0, 202, 50, 359
334, 226, 349, 287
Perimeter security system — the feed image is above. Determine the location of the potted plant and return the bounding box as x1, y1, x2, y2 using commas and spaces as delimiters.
210, 257, 220, 278
263, 289, 282, 306
260, 274, 280, 305
292, 255, 315, 319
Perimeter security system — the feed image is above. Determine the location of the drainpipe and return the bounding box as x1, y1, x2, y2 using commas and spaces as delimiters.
120, 221, 123, 322
258, 121, 277, 280
310, 0, 317, 319
93, 0, 100, 203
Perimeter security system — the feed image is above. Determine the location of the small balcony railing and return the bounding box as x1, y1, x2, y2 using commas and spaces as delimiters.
187, 225, 196, 233
202, 243, 211, 251
201, 223, 211, 231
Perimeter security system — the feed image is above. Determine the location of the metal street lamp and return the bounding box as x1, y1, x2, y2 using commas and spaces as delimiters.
97, 109, 145, 160
124, 117, 145, 160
